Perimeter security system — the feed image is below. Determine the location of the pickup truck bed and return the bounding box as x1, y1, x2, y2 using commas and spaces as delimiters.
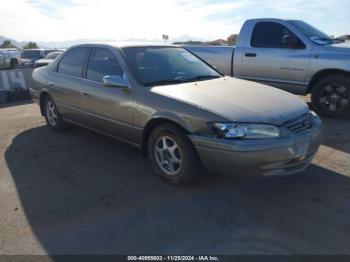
185, 45, 235, 77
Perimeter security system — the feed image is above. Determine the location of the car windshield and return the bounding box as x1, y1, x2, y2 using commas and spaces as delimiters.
21, 50, 41, 59
44, 52, 62, 59
288, 20, 344, 44
121, 47, 221, 87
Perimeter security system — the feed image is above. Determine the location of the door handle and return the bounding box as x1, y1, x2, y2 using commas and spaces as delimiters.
82, 92, 89, 96
245, 53, 257, 57
48, 81, 55, 87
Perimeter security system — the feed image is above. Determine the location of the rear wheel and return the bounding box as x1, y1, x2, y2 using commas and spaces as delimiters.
43, 96, 65, 131
311, 75, 350, 118
148, 123, 203, 185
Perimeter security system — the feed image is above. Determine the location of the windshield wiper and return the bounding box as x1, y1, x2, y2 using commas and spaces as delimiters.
144, 79, 186, 87
310, 37, 332, 44
312, 37, 345, 45
145, 75, 221, 87
182, 75, 221, 83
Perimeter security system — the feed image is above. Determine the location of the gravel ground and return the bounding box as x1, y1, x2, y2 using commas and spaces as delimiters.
0, 100, 350, 255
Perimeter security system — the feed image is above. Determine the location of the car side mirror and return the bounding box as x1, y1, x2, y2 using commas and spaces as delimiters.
103, 75, 129, 88
283, 34, 300, 49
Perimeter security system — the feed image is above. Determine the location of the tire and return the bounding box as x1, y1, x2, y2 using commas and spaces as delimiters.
43, 96, 65, 131
9, 59, 19, 69
148, 123, 203, 185
311, 75, 350, 118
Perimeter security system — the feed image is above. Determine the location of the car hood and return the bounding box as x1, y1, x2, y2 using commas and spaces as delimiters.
322, 41, 350, 53
151, 77, 309, 125
35, 59, 52, 64
21, 58, 37, 63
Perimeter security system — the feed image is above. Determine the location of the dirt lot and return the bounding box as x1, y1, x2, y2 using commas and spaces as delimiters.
0, 101, 350, 255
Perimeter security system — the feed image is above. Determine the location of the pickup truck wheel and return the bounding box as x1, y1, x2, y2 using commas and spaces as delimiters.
148, 123, 203, 185
311, 75, 350, 118
43, 96, 65, 131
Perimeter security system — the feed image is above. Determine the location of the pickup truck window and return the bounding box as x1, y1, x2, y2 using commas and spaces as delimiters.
122, 47, 220, 87
87, 48, 123, 82
288, 20, 342, 44
251, 22, 303, 49
57, 47, 89, 78
21, 50, 42, 59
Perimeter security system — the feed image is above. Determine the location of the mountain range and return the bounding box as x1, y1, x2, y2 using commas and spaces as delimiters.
0, 34, 207, 48
2, 33, 347, 49
0, 35, 22, 47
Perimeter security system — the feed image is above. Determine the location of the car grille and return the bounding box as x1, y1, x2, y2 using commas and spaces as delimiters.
284, 113, 312, 134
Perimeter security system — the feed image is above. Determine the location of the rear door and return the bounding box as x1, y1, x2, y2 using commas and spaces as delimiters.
78, 47, 135, 142
241, 21, 311, 92
50, 47, 90, 122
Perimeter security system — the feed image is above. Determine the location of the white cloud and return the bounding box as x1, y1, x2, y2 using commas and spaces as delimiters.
0, 0, 244, 42
0, 0, 348, 43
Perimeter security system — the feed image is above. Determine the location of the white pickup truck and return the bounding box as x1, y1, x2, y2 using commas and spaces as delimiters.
185, 18, 350, 117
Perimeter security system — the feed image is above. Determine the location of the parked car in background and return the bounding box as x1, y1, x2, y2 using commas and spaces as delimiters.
30, 43, 322, 185
42, 49, 63, 57
34, 51, 63, 68
184, 18, 350, 118
0, 49, 21, 69
20, 49, 44, 68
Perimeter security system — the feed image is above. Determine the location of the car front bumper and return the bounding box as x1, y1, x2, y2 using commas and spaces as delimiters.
189, 118, 323, 176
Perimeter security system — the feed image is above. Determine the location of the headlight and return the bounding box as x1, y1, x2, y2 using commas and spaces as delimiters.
310, 110, 318, 117
309, 110, 321, 125
211, 122, 280, 139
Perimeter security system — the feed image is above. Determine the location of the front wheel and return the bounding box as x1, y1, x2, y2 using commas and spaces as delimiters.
311, 75, 350, 118
148, 123, 203, 185
43, 96, 65, 131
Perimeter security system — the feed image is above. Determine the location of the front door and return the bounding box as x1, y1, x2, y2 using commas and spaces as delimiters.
241, 21, 311, 92
79, 47, 135, 143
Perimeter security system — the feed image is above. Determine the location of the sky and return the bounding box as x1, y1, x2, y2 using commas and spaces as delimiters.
1, 0, 349, 43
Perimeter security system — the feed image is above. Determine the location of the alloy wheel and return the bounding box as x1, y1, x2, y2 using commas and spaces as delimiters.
319, 84, 349, 112
154, 136, 183, 176
46, 100, 58, 126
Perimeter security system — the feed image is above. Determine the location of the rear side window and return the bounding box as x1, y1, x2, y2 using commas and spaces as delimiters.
57, 47, 89, 77
21, 50, 42, 59
86, 48, 123, 82
251, 22, 301, 48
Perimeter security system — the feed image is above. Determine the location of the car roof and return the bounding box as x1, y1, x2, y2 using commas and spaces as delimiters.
67, 42, 176, 49
245, 18, 294, 23
21, 49, 61, 51
21, 49, 43, 52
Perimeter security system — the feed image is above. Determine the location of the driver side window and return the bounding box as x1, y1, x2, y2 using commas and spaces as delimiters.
251, 22, 304, 49
86, 48, 123, 82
